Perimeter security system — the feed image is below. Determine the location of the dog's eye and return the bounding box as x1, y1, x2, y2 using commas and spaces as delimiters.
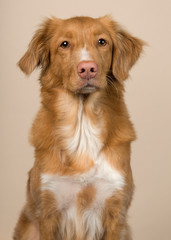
60, 41, 70, 49
98, 38, 107, 47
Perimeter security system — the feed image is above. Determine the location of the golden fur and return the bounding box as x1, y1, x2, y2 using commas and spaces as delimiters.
13, 15, 144, 240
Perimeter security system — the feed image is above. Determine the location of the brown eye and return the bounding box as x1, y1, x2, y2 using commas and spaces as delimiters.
60, 41, 70, 48
98, 38, 107, 46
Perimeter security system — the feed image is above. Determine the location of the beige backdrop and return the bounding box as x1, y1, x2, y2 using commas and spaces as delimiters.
0, 0, 171, 239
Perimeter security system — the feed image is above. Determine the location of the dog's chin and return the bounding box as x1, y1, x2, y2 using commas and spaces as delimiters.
77, 85, 99, 95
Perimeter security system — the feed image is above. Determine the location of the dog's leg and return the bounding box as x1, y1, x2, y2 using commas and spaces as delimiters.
101, 144, 134, 240
102, 220, 131, 240
38, 190, 62, 240
38, 216, 61, 240
101, 193, 130, 240
13, 209, 39, 240
13, 209, 61, 240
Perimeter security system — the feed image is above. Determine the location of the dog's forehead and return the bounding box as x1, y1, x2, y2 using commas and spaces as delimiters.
59, 17, 108, 36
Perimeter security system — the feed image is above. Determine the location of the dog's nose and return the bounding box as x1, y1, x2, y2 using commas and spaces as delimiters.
77, 61, 97, 80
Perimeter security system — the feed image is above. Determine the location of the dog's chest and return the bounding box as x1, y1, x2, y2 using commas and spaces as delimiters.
41, 159, 124, 208
41, 101, 124, 238
41, 159, 124, 239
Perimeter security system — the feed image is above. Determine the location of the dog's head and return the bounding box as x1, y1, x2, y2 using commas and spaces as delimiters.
18, 16, 144, 94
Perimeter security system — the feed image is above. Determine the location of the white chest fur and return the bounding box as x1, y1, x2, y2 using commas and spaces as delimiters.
63, 99, 103, 161
41, 100, 125, 239
41, 157, 124, 239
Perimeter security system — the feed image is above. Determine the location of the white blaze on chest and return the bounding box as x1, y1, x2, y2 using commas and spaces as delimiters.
41, 99, 125, 238
41, 155, 125, 239
41, 156, 125, 206
63, 100, 102, 161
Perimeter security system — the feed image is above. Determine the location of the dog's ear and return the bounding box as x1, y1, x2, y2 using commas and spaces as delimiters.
112, 28, 144, 81
18, 18, 53, 75
100, 16, 145, 81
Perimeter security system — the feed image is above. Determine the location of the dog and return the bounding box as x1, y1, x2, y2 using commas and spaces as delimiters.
13, 15, 144, 240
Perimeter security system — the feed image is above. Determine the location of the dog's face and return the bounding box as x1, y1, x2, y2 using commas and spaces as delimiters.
50, 17, 113, 94
18, 16, 144, 94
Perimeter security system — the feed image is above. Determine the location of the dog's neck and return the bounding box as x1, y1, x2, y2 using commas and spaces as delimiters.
53, 89, 105, 153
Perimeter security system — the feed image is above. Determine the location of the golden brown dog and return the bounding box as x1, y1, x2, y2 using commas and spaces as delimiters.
13, 15, 144, 240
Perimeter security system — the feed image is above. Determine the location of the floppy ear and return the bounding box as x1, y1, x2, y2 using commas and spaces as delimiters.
100, 16, 144, 81
112, 28, 144, 81
18, 18, 53, 75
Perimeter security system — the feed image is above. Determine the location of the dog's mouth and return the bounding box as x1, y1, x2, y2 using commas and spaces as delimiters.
77, 84, 99, 94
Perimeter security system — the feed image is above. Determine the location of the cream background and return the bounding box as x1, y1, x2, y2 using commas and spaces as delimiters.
0, 0, 171, 239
